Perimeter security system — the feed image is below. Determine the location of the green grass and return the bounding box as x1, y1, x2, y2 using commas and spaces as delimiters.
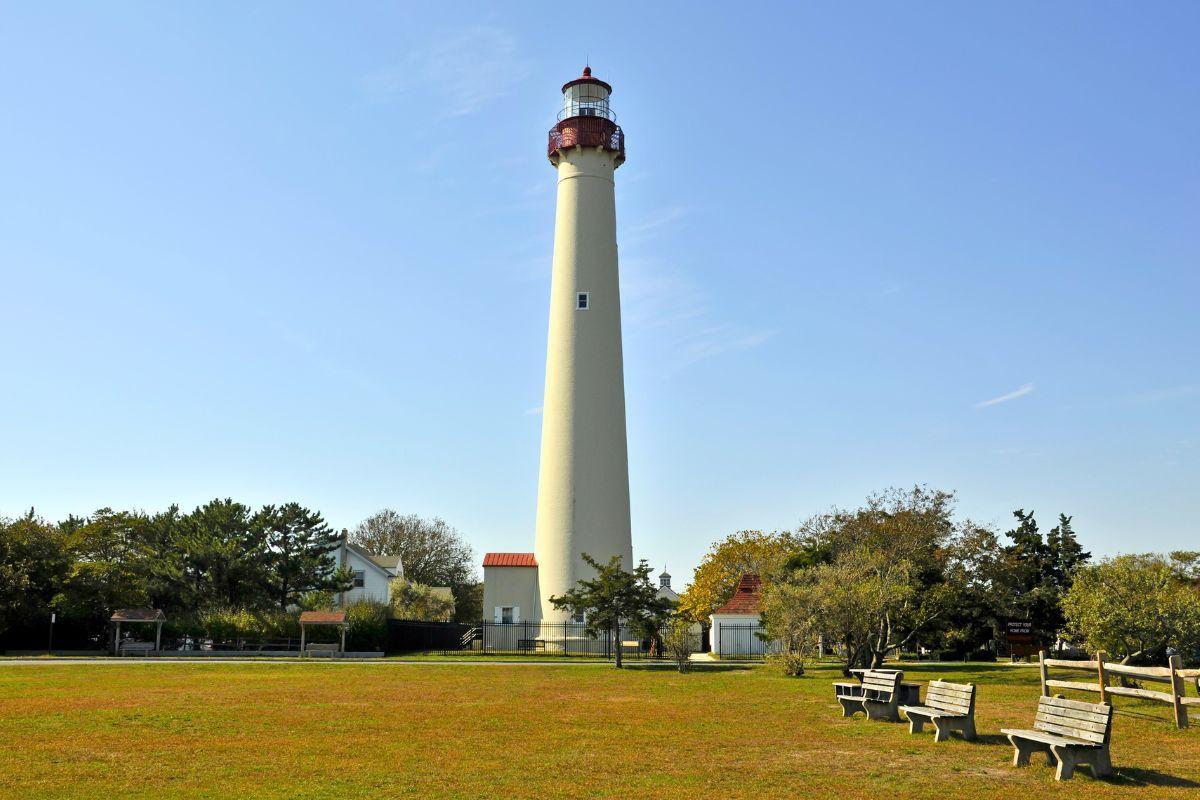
1, 661, 1197, 798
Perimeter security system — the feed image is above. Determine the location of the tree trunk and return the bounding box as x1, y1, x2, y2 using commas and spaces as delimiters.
613, 621, 623, 669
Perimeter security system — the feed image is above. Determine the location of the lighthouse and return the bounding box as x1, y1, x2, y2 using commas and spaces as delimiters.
481, 67, 634, 626
533, 67, 633, 622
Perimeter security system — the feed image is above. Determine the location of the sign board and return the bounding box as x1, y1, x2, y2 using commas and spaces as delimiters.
1006, 620, 1035, 643
50, 613, 56, 624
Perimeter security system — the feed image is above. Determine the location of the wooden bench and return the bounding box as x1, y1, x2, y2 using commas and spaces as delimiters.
305, 643, 340, 655
900, 680, 977, 741
1002, 695, 1113, 780
119, 641, 155, 656
834, 669, 904, 721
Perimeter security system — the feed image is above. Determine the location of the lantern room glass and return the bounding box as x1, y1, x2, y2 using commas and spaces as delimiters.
560, 82, 614, 122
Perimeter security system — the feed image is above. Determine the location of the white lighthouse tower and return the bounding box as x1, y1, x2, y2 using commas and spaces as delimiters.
533, 67, 633, 622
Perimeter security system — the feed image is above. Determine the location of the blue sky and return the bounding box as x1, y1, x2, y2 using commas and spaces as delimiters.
2, 3, 1197, 584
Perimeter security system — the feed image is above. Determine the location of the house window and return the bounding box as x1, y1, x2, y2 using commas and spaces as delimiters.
571, 610, 585, 625
576, 292, 589, 310
353, 570, 365, 589
501, 606, 515, 624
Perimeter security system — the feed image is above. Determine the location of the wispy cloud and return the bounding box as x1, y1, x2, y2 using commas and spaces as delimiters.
974, 382, 1035, 409
361, 27, 530, 116
622, 256, 775, 371
622, 206, 688, 244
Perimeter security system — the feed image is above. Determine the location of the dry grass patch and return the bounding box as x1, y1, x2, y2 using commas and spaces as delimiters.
0, 662, 1197, 799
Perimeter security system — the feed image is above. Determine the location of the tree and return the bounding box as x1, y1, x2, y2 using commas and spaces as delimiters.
389, 579, 456, 622
1063, 553, 1200, 664
256, 503, 352, 610
452, 582, 484, 623
57, 508, 157, 642
1003, 509, 1090, 649
176, 499, 267, 611
352, 510, 476, 591
662, 617, 694, 673
677, 530, 799, 626
550, 554, 674, 668
0, 510, 68, 638
792, 487, 964, 667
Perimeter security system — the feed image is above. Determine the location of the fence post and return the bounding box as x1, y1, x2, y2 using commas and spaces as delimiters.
1038, 650, 1048, 696
1170, 654, 1188, 729
1096, 650, 1108, 704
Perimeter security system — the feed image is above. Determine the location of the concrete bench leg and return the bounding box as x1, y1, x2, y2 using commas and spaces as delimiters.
1008, 736, 1052, 767
961, 718, 977, 742
932, 718, 951, 742
907, 714, 926, 735
863, 700, 898, 722
1051, 746, 1077, 781
838, 697, 864, 718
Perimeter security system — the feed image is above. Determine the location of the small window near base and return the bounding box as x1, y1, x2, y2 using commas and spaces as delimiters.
576, 292, 589, 310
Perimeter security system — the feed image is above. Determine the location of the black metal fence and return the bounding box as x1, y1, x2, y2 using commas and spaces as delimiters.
714, 622, 776, 661
387, 620, 670, 659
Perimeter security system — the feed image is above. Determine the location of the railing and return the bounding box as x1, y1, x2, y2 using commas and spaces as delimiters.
713, 622, 778, 661
548, 117, 625, 163
557, 103, 616, 123
1039, 649, 1199, 730
387, 620, 667, 659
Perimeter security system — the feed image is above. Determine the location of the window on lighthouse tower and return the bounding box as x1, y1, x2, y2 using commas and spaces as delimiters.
576, 292, 589, 310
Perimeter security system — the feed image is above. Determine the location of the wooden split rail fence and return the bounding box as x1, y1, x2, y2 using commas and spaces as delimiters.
1039, 649, 1200, 729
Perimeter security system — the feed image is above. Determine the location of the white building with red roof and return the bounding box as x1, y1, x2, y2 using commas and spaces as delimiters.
482, 552, 539, 624
710, 573, 769, 657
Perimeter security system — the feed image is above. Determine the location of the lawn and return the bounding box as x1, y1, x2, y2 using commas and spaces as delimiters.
1, 661, 1197, 799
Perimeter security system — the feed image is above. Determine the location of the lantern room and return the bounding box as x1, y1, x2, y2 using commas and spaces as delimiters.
560, 66, 614, 121
548, 67, 625, 167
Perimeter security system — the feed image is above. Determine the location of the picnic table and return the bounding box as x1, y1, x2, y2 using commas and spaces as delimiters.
837, 669, 923, 705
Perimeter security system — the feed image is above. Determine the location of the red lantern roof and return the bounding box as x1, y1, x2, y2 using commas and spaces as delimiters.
562, 65, 612, 94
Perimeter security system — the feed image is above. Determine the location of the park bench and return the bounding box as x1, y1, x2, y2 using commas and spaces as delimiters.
834, 669, 904, 721
1001, 695, 1113, 781
119, 641, 155, 656
517, 639, 546, 653
900, 680, 977, 741
305, 643, 340, 656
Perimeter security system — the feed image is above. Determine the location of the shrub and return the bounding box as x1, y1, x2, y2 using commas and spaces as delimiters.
965, 649, 996, 662
662, 618, 693, 673
197, 608, 257, 643
345, 599, 389, 652
767, 651, 806, 677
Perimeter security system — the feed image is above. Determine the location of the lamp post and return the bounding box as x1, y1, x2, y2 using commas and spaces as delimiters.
47, 612, 55, 656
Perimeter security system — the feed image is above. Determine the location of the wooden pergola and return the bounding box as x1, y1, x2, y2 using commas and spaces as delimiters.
110, 608, 166, 655
299, 610, 348, 654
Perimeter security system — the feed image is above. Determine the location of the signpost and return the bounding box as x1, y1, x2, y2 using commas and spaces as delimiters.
1006, 620, 1037, 660
47, 612, 56, 656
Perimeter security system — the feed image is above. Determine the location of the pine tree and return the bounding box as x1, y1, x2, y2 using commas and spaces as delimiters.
550, 554, 674, 668
256, 503, 352, 611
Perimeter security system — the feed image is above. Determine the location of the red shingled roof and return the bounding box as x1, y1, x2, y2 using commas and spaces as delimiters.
712, 574, 763, 615
483, 552, 538, 567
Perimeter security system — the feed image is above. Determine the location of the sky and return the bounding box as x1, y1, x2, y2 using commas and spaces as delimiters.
1, 3, 1197, 587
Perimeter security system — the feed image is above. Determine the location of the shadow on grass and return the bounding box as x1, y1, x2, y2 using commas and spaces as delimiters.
1108, 768, 1200, 788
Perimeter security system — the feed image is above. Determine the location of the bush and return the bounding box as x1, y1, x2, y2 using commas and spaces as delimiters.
345, 600, 389, 652
767, 651, 806, 677
662, 618, 693, 673
965, 649, 996, 662
197, 608, 258, 643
